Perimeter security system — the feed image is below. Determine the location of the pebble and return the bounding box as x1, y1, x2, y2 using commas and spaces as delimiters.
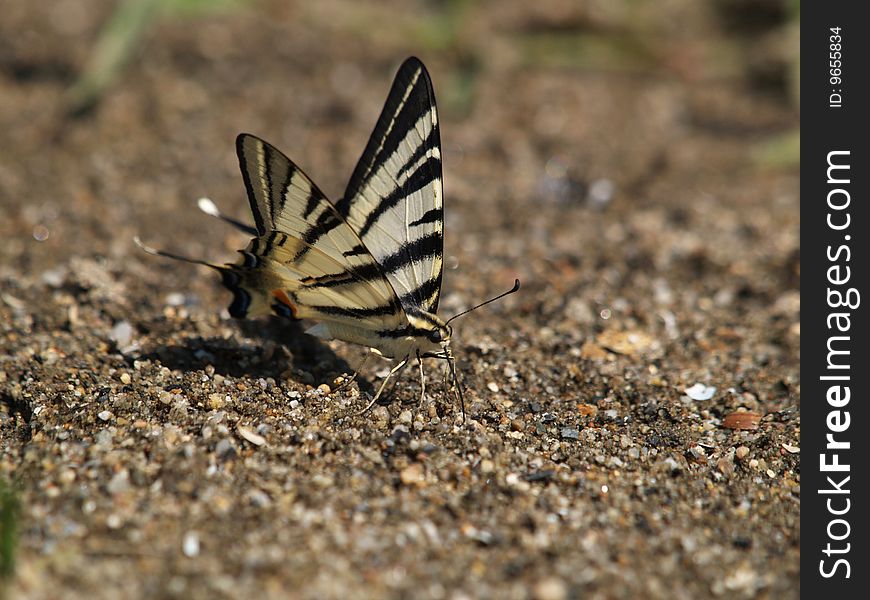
208, 393, 225, 410
166, 292, 186, 307
560, 427, 580, 440
735, 446, 750, 460
215, 439, 237, 460
182, 532, 200, 557
685, 383, 716, 401
106, 514, 122, 529
246, 489, 271, 508
400, 463, 425, 485
97, 410, 112, 421
94, 429, 113, 446
107, 470, 130, 495
119, 373, 131, 385
237, 424, 267, 447
533, 577, 568, 600
41, 267, 66, 287
717, 455, 735, 477
686, 446, 707, 463
109, 321, 133, 348
722, 412, 761, 430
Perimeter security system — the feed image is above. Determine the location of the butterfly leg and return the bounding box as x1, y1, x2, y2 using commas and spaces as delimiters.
447, 357, 467, 424
416, 352, 426, 412
358, 356, 409, 415
333, 351, 371, 394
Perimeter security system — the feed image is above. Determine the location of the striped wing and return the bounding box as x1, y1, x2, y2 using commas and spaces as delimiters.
231, 134, 408, 335
335, 57, 444, 314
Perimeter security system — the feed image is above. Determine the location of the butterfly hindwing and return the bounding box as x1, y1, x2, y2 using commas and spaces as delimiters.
336, 57, 444, 314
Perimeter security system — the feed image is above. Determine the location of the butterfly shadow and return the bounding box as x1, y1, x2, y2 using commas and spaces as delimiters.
140, 317, 371, 392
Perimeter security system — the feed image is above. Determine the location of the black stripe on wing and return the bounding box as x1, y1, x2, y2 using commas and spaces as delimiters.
338, 57, 441, 214
356, 155, 441, 238
301, 232, 442, 291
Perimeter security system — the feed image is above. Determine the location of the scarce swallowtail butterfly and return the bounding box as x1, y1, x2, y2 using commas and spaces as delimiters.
136, 57, 519, 419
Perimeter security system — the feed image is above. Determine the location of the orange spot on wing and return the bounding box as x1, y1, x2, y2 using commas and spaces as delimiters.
272, 289, 299, 318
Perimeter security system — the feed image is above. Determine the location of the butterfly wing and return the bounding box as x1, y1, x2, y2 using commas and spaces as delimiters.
335, 57, 444, 314
229, 134, 409, 338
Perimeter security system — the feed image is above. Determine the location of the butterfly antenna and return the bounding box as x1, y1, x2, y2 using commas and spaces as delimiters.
197, 197, 259, 236
445, 279, 521, 326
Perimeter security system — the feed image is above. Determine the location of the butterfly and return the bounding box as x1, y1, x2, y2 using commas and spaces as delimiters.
137, 57, 519, 419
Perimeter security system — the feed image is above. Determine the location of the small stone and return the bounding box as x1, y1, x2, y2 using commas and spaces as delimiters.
722, 412, 761, 430
505, 473, 530, 491
663, 457, 682, 474
182, 532, 200, 557
686, 445, 707, 463
533, 577, 567, 600
398, 410, 413, 424
165, 292, 186, 307
560, 427, 580, 440
246, 489, 271, 508
237, 424, 266, 447
94, 429, 113, 446
215, 439, 237, 460
119, 373, 131, 385
106, 514, 122, 529
480, 459, 495, 474
107, 470, 130, 494
109, 321, 134, 348
208, 393, 224, 410
400, 463, 425, 485
685, 383, 716, 401
317, 383, 331, 395
577, 403, 598, 417
97, 410, 112, 421
717, 455, 735, 477
735, 446, 750, 460
41, 267, 67, 287
487, 382, 499, 393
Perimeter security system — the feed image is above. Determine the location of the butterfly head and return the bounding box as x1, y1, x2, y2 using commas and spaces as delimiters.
426, 322, 452, 349
408, 311, 453, 357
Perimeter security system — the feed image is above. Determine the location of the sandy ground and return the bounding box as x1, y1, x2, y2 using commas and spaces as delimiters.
1, 1, 799, 598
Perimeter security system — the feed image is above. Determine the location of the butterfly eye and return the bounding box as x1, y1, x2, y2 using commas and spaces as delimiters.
428, 329, 443, 343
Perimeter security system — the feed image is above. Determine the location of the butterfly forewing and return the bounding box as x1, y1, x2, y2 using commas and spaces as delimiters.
336, 57, 444, 314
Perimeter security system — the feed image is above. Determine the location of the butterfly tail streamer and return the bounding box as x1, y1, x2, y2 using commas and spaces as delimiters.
196, 197, 259, 236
